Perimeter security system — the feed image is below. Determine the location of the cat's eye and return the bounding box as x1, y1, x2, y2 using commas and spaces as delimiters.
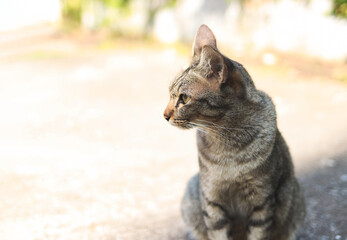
180, 94, 191, 104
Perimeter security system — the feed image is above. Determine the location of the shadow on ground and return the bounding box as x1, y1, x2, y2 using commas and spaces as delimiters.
297, 153, 347, 240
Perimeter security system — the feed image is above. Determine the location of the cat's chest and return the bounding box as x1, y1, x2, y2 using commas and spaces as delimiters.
197, 131, 265, 179
200, 169, 264, 217
198, 152, 267, 217
200, 172, 255, 216
198, 147, 259, 181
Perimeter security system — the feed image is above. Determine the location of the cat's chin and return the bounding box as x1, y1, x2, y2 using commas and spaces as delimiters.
175, 124, 193, 130
171, 123, 193, 130
170, 120, 193, 129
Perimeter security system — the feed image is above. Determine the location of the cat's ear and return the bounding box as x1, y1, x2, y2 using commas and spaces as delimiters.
197, 46, 227, 83
198, 46, 245, 97
192, 25, 217, 60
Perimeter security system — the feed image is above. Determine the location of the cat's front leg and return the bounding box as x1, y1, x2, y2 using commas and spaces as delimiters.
247, 197, 274, 240
202, 197, 232, 240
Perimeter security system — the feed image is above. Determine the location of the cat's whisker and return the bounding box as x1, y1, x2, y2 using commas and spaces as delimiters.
196, 119, 234, 129
189, 122, 214, 131
196, 119, 257, 132
195, 119, 243, 134
193, 119, 258, 146
189, 122, 223, 136
189, 122, 235, 147
189, 122, 221, 136
188, 122, 217, 134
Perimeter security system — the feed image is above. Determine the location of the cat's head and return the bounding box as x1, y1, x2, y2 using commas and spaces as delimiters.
163, 25, 261, 129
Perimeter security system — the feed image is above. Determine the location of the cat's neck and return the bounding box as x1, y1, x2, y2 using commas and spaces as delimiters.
196, 119, 277, 164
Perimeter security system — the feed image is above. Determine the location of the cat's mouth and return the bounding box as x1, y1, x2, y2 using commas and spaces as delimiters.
171, 119, 193, 129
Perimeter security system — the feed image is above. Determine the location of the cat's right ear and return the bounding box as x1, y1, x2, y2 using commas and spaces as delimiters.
192, 25, 217, 61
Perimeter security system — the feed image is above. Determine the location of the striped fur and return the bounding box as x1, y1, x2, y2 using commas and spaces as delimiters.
164, 25, 306, 240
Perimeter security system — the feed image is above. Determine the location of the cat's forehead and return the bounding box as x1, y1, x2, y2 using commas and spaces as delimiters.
169, 66, 200, 96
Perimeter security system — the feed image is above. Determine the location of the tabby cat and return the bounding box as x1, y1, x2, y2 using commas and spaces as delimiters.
163, 25, 306, 240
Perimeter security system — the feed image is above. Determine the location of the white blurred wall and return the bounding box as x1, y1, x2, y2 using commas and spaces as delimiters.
153, 0, 347, 60
0, 0, 61, 32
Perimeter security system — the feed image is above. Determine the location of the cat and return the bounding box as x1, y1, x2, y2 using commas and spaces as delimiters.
163, 25, 306, 240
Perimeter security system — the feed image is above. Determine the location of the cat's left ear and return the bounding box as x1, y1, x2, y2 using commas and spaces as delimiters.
192, 24, 217, 61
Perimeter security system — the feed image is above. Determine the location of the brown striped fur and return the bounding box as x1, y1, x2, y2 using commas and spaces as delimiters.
163, 25, 306, 240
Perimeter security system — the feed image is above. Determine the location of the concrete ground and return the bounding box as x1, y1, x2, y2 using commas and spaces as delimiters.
0, 29, 346, 240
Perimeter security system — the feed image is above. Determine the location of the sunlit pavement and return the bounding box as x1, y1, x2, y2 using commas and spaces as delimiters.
0, 33, 346, 239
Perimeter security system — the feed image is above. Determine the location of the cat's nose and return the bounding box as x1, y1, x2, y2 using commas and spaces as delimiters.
164, 113, 170, 121
163, 104, 173, 122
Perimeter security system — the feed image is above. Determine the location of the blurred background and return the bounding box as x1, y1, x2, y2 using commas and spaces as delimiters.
0, 0, 346, 239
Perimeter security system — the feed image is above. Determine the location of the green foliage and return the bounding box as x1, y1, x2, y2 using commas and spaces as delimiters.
333, 0, 347, 18
61, 0, 178, 35
99, 0, 129, 8
61, 0, 130, 26
164, 0, 177, 7
61, 0, 83, 25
